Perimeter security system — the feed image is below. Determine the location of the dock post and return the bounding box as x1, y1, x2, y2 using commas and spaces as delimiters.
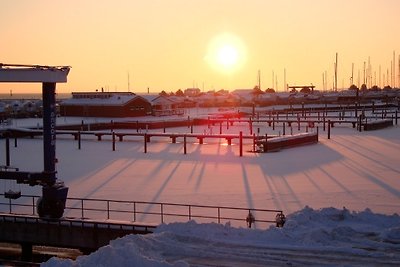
112, 131, 115, 151
297, 116, 300, 131
252, 133, 256, 152
239, 131, 243, 157
78, 131, 81, 150
328, 120, 331, 139
144, 133, 147, 153
184, 135, 187, 155
5, 136, 10, 166
264, 133, 268, 152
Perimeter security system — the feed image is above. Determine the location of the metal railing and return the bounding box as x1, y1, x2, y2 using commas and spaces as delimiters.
0, 194, 284, 228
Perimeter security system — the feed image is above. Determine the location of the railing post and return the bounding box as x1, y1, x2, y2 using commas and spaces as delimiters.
161, 203, 164, 224
9, 198, 12, 213
188, 205, 191, 220
218, 207, 221, 224
81, 199, 84, 219
133, 202, 136, 222
32, 196, 35, 215
107, 200, 110, 220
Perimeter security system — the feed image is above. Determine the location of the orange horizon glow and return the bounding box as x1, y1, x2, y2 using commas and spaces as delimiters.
1, 0, 399, 94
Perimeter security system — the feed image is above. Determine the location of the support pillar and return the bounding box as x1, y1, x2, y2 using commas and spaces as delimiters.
42, 82, 57, 183
21, 243, 32, 262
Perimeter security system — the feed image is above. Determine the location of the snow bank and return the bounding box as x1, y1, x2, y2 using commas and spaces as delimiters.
42, 206, 400, 266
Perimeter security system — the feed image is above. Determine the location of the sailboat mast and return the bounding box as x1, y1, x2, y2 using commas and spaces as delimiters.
334, 53, 338, 91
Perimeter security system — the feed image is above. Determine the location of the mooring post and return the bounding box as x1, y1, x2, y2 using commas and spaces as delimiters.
252, 133, 256, 152
328, 120, 331, 139
395, 110, 398, 125
144, 133, 147, 153
112, 131, 116, 151
264, 133, 268, 152
355, 102, 358, 118
190, 123, 193, 134
5, 136, 10, 166
78, 131, 81, 150
283, 122, 286, 135
163, 121, 166, 133
184, 134, 187, 155
239, 131, 243, 157
297, 116, 300, 131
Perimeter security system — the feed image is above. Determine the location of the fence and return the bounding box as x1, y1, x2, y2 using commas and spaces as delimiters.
0, 194, 285, 229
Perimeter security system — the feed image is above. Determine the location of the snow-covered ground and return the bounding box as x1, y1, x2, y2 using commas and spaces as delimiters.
1, 108, 400, 266
42, 207, 400, 266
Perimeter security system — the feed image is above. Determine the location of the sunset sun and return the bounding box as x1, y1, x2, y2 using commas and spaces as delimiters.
216, 45, 239, 68
205, 32, 247, 74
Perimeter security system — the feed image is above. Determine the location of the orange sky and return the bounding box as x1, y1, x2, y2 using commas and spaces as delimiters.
1, 0, 399, 94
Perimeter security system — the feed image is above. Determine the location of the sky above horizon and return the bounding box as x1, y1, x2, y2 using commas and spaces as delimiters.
1, 0, 399, 94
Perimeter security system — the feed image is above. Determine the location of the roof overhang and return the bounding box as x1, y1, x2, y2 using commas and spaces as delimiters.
0, 64, 70, 83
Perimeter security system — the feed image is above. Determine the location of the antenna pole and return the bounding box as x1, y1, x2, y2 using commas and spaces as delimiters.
284, 68, 286, 91
393, 51, 396, 88
351, 63, 354, 86
335, 52, 338, 91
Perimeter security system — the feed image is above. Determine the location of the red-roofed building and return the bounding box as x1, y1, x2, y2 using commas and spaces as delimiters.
60, 92, 152, 117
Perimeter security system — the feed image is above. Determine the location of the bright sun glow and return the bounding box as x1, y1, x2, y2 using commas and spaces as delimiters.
216, 45, 239, 67
205, 32, 247, 74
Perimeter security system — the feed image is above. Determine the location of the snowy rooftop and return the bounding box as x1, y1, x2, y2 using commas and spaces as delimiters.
61, 92, 144, 106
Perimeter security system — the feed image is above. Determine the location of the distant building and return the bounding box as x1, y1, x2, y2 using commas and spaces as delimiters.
60, 92, 152, 117
184, 88, 201, 97
150, 95, 185, 116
